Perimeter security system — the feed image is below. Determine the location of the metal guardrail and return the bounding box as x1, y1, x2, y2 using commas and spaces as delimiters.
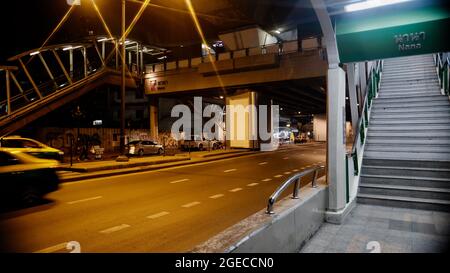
434, 53, 449, 97
266, 165, 325, 214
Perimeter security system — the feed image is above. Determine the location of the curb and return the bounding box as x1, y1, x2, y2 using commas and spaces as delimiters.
60, 151, 256, 183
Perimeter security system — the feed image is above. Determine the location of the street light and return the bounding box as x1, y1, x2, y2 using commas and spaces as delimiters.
116, 0, 129, 162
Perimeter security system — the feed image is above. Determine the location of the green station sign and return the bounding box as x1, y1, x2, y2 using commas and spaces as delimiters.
336, 5, 450, 63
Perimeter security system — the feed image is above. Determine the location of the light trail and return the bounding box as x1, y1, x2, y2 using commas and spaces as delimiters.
184, 0, 227, 94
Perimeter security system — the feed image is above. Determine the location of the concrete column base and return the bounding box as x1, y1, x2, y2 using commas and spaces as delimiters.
325, 197, 356, 224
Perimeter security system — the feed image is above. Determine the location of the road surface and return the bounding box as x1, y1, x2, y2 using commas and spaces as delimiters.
0, 143, 326, 252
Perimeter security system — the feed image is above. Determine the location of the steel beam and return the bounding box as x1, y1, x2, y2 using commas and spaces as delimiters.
52, 49, 72, 85
38, 53, 57, 87
18, 58, 42, 99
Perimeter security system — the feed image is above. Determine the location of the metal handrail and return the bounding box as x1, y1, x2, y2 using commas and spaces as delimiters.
266, 165, 325, 214
349, 60, 383, 156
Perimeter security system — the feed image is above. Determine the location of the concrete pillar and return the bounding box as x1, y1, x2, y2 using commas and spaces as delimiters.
347, 63, 359, 134
149, 96, 159, 140
359, 62, 367, 98
226, 89, 258, 149
327, 67, 347, 211
313, 114, 326, 141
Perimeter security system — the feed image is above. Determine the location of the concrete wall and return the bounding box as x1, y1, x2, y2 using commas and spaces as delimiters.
191, 179, 328, 253
313, 114, 326, 142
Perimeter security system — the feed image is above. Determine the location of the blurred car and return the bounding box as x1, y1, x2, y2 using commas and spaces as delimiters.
0, 149, 60, 206
0, 136, 64, 161
180, 135, 221, 151
295, 135, 308, 144
126, 140, 164, 156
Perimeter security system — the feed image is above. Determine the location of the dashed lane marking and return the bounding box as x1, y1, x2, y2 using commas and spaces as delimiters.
169, 178, 190, 184
67, 196, 103, 205
262, 178, 272, 182
209, 194, 225, 199
100, 224, 130, 234
274, 174, 283, 178
147, 211, 170, 219
229, 188, 243, 192
34, 242, 68, 253
247, 183, 259, 187
223, 169, 237, 173
258, 162, 268, 165
284, 171, 291, 175
181, 201, 201, 208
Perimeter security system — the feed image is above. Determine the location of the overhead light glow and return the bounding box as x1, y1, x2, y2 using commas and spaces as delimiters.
344, 0, 411, 12
30, 51, 40, 56
97, 38, 109, 42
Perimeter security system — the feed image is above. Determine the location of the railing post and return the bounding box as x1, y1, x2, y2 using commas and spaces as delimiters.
6, 70, 11, 115
312, 169, 319, 188
292, 178, 300, 199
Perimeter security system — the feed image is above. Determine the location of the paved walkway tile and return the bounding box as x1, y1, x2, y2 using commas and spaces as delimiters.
300, 204, 450, 253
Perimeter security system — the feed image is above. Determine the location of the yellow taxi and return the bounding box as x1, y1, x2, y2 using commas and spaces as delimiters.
0, 136, 64, 161
0, 149, 60, 206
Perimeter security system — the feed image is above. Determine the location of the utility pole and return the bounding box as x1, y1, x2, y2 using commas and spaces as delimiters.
117, 0, 129, 161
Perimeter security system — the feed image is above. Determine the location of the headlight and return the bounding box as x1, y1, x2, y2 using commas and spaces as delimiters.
129, 146, 135, 154
58, 151, 64, 155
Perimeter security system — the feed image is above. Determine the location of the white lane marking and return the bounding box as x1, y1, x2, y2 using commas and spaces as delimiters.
284, 171, 291, 175
169, 178, 190, 184
67, 196, 103, 205
64, 148, 317, 185
262, 178, 272, 182
283, 157, 289, 160
223, 169, 237, 173
274, 174, 283, 178
100, 224, 130, 234
258, 162, 268, 165
247, 183, 259, 187
181, 201, 201, 208
229, 188, 243, 192
147, 211, 170, 219
292, 169, 299, 172
34, 242, 68, 253
209, 194, 225, 199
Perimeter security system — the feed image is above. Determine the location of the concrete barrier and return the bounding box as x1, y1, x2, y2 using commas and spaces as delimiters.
191, 177, 328, 253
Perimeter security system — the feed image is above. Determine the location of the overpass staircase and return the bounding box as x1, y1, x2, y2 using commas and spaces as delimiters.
0, 37, 142, 136
357, 54, 450, 211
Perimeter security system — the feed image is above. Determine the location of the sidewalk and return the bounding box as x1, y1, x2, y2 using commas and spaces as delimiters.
58, 149, 255, 182
300, 204, 450, 253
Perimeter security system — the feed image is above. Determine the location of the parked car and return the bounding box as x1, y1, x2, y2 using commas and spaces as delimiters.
0, 149, 60, 206
0, 136, 64, 161
181, 135, 222, 151
126, 140, 164, 156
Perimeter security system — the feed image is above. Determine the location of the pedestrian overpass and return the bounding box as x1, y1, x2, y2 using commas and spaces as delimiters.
0, 36, 167, 136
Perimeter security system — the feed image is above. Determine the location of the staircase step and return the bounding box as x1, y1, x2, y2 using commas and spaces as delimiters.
366, 138, 450, 146
363, 151, 450, 161
369, 118, 450, 125
381, 80, 439, 87
371, 112, 450, 120
383, 66, 437, 73
378, 91, 441, 98
367, 131, 450, 138
361, 165, 450, 178
372, 100, 450, 108
382, 73, 438, 81
374, 94, 445, 103
359, 174, 450, 189
357, 193, 450, 211
359, 183, 450, 200
369, 124, 450, 131
371, 108, 450, 115
364, 144, 450, 154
